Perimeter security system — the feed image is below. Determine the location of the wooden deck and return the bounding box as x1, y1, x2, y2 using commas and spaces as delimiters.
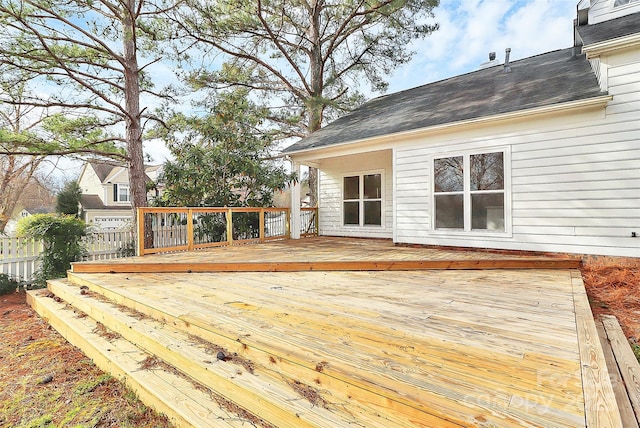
41, 238, 621, 426
72, 237, 581, 273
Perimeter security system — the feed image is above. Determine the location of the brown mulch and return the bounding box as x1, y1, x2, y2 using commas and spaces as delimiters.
0, 290, 173, 428
582, 265, 640, 342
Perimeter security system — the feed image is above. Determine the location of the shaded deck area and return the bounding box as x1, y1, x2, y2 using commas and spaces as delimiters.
65, 238, 620, 427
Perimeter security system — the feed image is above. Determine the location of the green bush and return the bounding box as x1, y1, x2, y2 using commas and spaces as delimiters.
0, 273, 19, 295
17, 214, 87, 287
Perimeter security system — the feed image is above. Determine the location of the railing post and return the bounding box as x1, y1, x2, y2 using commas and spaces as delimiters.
314, 208, 319, 236
187, 208, 194, 251
136, 208, 145, 256
290, 161, 301, 239
259, 209, 265, 242
226, 208, 233, 245
286, 208, 291, 239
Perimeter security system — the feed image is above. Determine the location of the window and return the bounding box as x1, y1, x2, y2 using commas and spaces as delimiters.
343, 173, 382, 226
433, 151, 506, 232
114, 183, 130, 203
614, 0, 639, 7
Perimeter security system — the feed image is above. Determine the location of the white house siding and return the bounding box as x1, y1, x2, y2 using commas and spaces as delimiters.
78, 166, 104, 198
394, 48, 640, 257
318, 150, 393, 239
589, 0, 640, 24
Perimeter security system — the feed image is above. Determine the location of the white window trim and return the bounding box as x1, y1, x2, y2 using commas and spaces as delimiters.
430, 147, 512, 237
612, 0, 639, 10
116, 183, 130, 203
341, 169, 385, 228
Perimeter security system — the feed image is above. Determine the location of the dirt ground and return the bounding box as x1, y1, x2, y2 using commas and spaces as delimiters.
1, 266, 638, 427
0, 290, 172, 428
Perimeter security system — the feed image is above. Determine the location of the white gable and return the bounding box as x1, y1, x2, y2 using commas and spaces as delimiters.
588, 0, 640, 24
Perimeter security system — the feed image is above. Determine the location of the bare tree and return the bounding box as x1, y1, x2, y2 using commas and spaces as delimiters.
0, 79, 48, 233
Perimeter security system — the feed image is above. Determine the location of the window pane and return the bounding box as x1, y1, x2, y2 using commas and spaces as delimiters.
364, 201, 381, 225
119, 185, 129, 202
434, 156, 463, 192
363, 174, 381, 199
343, 201, 359, 225
343, 176, 359, 200
472, 193, 505, 231
470, 152, 504, 191
435, 194, 463, 229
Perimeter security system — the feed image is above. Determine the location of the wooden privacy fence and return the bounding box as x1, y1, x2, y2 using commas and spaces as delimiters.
0, 229, 135, 282
137, 207, 319, 256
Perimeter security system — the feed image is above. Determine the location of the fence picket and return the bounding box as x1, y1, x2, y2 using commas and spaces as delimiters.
0, 229, 135, 282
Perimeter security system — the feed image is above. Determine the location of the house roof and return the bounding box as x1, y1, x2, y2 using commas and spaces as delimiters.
23, 207, 55, 215
89, 161, 123, 182
577, 11, 640, 45
80, 194, 128, 210
282, 48, 604, 154
87, 160, 158, 184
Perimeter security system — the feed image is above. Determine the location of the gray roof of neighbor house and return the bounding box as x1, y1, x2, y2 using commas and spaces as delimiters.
577, 11, 640, 46
89, 161, 122, 182
80, 194, 127, 210
282, 47, 605, 154
88, 160, 156, 183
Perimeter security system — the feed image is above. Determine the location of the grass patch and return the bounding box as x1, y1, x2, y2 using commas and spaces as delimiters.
632, 342, 640, 364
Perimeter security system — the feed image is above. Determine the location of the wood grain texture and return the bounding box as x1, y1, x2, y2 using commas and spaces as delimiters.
596, 319, 639, 428
66, 264, 594, 426
601, 315, 640, 424
571, 271, 623, 427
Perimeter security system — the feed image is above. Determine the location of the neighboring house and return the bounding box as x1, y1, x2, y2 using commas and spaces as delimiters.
78, 161, 162, 229
4, 207, 55, 236
283, 0, 640, 258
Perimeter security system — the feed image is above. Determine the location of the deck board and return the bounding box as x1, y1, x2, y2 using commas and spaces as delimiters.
66, 238, 617, 427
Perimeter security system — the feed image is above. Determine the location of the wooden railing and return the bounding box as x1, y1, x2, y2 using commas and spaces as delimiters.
137, 207, 296, 256
300, 207, 318, 237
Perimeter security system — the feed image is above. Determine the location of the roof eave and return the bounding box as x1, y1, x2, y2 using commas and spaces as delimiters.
582, 32, 640, 58
284, 95, 613, 158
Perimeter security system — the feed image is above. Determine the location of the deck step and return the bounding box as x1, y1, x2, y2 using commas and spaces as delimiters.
64, 272, 478, 427
26, 287, 248, 428
37, 279, 396, 428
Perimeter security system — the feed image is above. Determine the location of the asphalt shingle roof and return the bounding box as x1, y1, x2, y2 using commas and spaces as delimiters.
283, 48, 605, 154
80, 194, 127, 210
577, 11, 640, 46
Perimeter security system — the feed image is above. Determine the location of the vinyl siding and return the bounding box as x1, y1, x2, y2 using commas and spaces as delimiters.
392, 48, 640, 257
589, 0, 640, 24
318, 150, 393, 239
301, 43, 640, 257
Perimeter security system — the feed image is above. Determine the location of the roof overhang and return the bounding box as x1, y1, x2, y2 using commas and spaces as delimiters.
582, 32, 640, 58
285, 95, 613, 160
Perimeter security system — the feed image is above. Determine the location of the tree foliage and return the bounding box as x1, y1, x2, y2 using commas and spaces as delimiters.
17, 213, 86, 287
172, 0, 439, 204
0, 76, 49, 233
56, 180, 82, 216
155, 89, 294, 208
0, 0, 176, 223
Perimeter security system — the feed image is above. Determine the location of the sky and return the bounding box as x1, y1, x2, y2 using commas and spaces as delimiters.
55, 0, 581, 181
387, 0, 579, 93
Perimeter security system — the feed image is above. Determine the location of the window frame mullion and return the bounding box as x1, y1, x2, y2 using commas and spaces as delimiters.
463, 155, 471, 231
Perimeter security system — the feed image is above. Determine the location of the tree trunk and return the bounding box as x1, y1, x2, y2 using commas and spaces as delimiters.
122, 0, 151, 249
306, 0, 323, 208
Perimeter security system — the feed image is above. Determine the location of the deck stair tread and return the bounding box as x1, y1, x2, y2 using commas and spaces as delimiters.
64, 271, 586, 427
26, 287, 248, 428
40, 279, 396, 428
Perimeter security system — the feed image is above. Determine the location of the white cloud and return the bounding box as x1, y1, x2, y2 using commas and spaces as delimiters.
388, 0, 577, 92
